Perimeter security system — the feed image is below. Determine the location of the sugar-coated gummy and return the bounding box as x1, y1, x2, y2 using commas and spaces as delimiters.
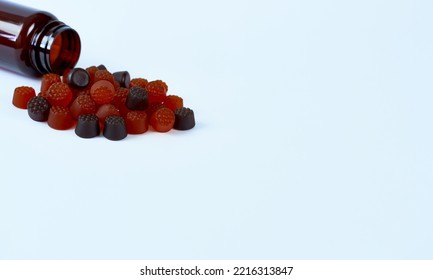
13, 86, 36, 109
75, 114, 100, 138
174, 107, 195, 130
126, 86, 148, 111
27, 96, 50, 122
103, 116, 127, 141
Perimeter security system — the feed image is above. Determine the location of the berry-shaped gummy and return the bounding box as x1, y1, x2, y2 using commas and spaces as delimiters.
150, 107, 175, 132
103, 116, 127, 141
75, 114, 100, 139
70, 94, 97, 119
174, 107, 195, 130
47, 106, 74, 130
164, 95, 183, 111
41, 73, 61, 94
94, 69, 115, 85
90, 80, 115, 105
126, 111, 148, 134
129, 78, 148, 89
13, 86, 36, 109
27, 96, 50, 122
126, 86, 148, 111
96, 104, 120, 126
146, 80, 167, 103
46, 82, 73, 107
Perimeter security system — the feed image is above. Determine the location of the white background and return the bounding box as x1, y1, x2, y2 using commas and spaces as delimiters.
0, 0, 432, 259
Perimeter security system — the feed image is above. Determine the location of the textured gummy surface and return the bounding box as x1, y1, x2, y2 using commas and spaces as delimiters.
46, 82, 73, 107
113, 87, 129, 104
13, 86, 36, 109
90, 80, 115, 104
126, 111, 148, 134
147, 103, 166, 119
174, 107, 195, 130
27, 96, 50, 122
129, 78, 148, 89
96, 104, 120, 125
146, 80, 167, 103
75, 114, 100, 138
48, 106, 74, 130
41, 73, 61, 94
94, 70, 115, 85
151, 107, 175, 132
126, 86, 148, 111
103, 116, 127, 141
70, 94, 97, 119
164, 95, 183, 111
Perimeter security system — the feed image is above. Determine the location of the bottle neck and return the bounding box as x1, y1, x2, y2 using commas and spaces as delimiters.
30, 20, 81, 75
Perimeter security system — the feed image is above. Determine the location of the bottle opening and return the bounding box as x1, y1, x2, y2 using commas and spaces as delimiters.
48, 27, 81, 74
30, 21, 81, 75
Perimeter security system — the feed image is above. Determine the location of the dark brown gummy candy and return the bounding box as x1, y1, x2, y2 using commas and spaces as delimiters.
126, 86, 148, 111
75, 114, 100, 138
68, 68, 90, 89
113, 71, 130, 88
174, 107, 195, 130
97, 64, 107, 70
27, 96, 50, 122
103, 116, 127, 141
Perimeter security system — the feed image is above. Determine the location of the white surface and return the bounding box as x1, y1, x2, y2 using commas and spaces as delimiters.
0, 0, 432, 259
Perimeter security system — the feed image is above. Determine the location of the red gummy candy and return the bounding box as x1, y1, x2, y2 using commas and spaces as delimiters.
146, 102, 166, 119
146, 80, 167, 103
94, 70, 115, 85
96, 104, 120, 126
90, 80, 115, 105
70, 94, 97, 119
46, 82, 73, 107
41, 73, 61, 94
48, 106, 74, 130
126, 111, 148, 134
113, 87, 129, 105
86, 66, 98, 85
164, 95, 183, 111
150, 107, 174, 132
12, 86, 36, 109
129, 78, 148, 89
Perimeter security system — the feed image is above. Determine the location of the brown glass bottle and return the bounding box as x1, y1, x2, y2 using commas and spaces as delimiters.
0, 1, 80, 76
